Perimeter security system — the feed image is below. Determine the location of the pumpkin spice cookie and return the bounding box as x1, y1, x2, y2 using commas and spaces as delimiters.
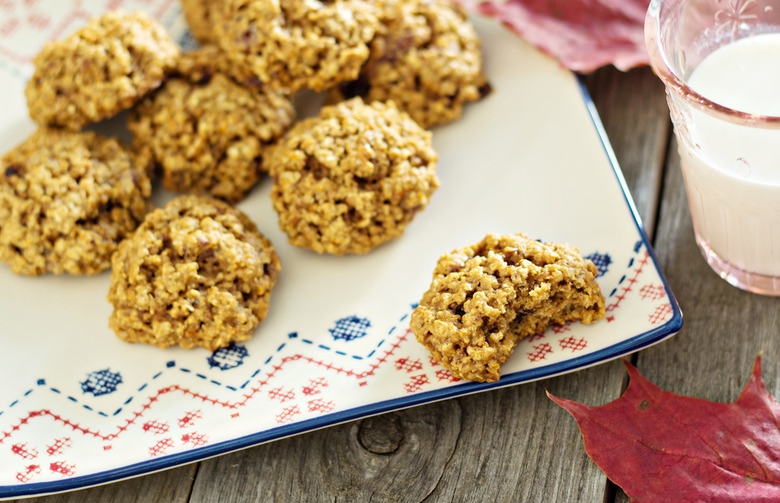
128, 46, 296, 203
25, 11, 180, 131
213, 0, 379, 92
0, 128, 152, 275
330, 0, 489, 128
410, 233, 605, 383
265, 97, 439, 255
107, 195, 281, 351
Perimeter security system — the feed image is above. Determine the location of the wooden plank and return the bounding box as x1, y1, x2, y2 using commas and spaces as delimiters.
8, 464, 197, 503
583, 66, 670, 234
419, 363, 627, 502
190, 401, 461, 502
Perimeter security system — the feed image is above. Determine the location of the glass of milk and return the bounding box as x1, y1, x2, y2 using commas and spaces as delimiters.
646, 0, 780, 295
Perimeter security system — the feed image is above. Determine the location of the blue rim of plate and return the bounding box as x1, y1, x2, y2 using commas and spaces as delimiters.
0, 76, 683, 500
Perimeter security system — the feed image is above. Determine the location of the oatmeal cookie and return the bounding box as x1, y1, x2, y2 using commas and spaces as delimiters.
410, 233, 605, 382
25, 10, 180, 131
181, 0, 219, 44
128, 46, 296, 203
0, 128, 152, 275
107, 195, 281, 350
213, 0, 379, 92
330, 0, 489, 128
265, 98, 439, 255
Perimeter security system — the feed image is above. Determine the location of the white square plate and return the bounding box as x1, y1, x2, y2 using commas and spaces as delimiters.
0, 1, 681, 498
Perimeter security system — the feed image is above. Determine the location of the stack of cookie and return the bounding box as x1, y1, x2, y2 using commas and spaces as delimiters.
128, 45, 296, 204
1, 2, 606, 382
0, 0, 490, 352
185, 0, 489, 128
183, 0, 490, 256
1, 10, 287, 351
2, 11, 176, 277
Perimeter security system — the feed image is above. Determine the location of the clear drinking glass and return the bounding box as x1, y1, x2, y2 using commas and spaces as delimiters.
645, 0, 780, 295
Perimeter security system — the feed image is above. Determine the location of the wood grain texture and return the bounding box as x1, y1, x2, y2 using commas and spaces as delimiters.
583, 66, 670, 234
190, 401, 461, 502
421, 363, 627, 502
8, 464, 197, 503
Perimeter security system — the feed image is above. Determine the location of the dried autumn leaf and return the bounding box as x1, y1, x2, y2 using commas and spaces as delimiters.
549, 356, 780, 502
459, 0, 651, 73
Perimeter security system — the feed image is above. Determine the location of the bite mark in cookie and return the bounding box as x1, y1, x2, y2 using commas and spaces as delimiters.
411, 233, 605, 382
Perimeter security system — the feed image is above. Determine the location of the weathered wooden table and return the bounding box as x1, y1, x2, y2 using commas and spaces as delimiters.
14, 64, 779, 503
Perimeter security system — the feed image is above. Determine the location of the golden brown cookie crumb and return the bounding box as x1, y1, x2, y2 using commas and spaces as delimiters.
331, 0, 489, 128
181, 0, 218, 44
213, 0, 379, 92
128, 46, 296, 203
411, 233, 605, 382
0, 128, 152, 275
265, 98, 439, 255
25, 10, 180, 131
107, 195, 281, 350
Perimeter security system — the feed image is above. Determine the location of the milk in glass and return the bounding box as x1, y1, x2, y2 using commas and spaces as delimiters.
679, 33, 780, 276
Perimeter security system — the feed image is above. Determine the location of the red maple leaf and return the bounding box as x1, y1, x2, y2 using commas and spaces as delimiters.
458, 0, 651, 73
549, 356, 780, 502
